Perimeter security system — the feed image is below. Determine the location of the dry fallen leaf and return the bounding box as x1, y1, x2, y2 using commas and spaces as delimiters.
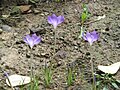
6, 74, 31, 87
18, 5, 32, 13
98, 62, 120, 74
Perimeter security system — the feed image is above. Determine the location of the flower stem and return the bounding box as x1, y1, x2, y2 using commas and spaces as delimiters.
54, 28, 57, 55
90, 46, 96, 90
30, 49, 33, 89
91, 59, 96, 90
79, 25, 84, 38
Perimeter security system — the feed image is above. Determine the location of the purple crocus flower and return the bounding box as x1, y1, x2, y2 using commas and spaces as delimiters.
47, 14, 64, 29
82, 31, 99, 45
3, 71, 9, 77
23, 33, 41, 49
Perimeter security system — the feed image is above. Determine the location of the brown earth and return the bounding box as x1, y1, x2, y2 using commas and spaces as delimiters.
0, 0, 120, 90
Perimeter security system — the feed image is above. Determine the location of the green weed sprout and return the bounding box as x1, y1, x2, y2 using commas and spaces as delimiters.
24, 76, 39, 90
66, 68, 75, 86
19, 75, 39, 90
81, 4, 90, 25
30, 76, 39, 90
95, 73, 120, 90
44, 66, 52, 87
79, 4, 91, 38
55, 0, 60, 2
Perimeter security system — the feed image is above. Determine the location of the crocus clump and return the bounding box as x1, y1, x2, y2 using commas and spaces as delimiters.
82, 31, 99, 45
23, 33, 41, 49
47, 14, 64, 29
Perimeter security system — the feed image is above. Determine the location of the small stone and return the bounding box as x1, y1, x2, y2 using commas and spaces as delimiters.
54, 50, 67, 59
1, 25, 12, 32
40, 13, 44, 16
0, 28, 3, 33
33, 9, 40, 14
57, 61, 62, 66
41, 53, 46, 56
74, 46, 78, 49
44, 12, 49, 16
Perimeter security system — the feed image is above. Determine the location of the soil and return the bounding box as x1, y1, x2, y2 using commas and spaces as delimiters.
0, 0, 120, 90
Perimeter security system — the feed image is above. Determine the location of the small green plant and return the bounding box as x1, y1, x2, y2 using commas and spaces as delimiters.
10, 6, 21, 15
95, 73, 120, 90
66, 67, 75, 86
19, 76, 39, 90
79, 4, 91, 38
30, 76, 39, 90
44, 66, 52, 87
55, 0, 60, 2
81, 4, 91, 25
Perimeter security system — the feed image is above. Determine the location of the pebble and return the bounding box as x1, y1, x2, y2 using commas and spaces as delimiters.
33, 9, 40, 14
44, 12, 49, 16
40, 13, 44, 16
0, 28, 3, 33
40, 12, 49, 16
0, 25, 12, 32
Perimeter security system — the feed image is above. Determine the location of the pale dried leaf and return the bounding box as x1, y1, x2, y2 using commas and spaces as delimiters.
6, 74, 31, 87
98, 62, 120, 74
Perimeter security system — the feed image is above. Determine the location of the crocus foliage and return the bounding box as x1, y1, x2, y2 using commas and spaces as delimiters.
47, 14, 64, 29
82, 31, 99, 45
23, 33, 41, 49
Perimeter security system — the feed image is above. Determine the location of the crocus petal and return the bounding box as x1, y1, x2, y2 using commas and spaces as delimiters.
47, 14, 58, 29
57, 15, 64, 24
32, 34, 38, 40
82, 31, 99, 45
24, 35, 34, 48
47, 14, 64, 29
47, 15, 57, 25
32, 34, 41, 45
34, 37, 41, 45
86, 33, 94, 45
52, 14, 57, 18
27, 37, 34, 48
23, 37, 28, 44
33, 37, 41, 45
91, 31, 99, 41
24, 34, 41, 49
91, 31, 97, 35
82, 33, 87, 40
